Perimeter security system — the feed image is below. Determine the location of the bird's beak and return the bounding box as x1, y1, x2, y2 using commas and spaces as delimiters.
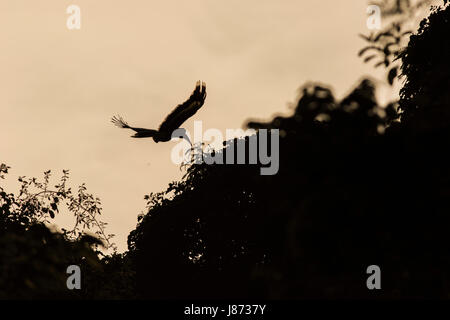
183, 134, 192, 146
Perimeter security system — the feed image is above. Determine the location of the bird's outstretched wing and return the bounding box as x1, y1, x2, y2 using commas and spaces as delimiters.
111, 115, 158, 138
158, 81, 207, 134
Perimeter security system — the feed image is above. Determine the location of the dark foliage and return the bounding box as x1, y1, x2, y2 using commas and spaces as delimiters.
399, 1, 450, 127
128, 3, 450, 299
0, 167, 134, 299
359, 0, 435, 86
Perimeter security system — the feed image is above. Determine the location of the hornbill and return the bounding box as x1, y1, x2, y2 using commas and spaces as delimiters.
112, 81, 206, 145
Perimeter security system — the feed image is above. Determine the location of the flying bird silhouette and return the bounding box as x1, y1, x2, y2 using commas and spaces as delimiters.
112, 81, 206, 145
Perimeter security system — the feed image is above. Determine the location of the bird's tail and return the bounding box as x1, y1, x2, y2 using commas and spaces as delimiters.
111, 115, 130, 129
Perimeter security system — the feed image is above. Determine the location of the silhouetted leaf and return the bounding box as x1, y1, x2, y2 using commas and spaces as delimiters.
388, 67, 398, 85
358, 46, 383, 57
364, 54, 377, 63
374, 31, 394, 42
358, 33, 372, 42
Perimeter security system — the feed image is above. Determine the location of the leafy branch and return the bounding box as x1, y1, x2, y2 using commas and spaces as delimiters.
0, 164, 116, 251
360, 0, 436, 85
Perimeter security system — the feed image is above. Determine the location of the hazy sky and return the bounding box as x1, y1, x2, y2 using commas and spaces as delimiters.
1, 1, 390, 251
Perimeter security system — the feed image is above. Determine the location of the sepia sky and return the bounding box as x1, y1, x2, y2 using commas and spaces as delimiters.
1, 0, 393, 251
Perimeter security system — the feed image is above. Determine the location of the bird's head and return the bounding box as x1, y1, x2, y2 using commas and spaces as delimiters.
171, 128, 192, 146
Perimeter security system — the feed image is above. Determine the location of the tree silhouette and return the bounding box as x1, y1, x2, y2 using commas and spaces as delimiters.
127, 2, 450, 299
0, 166, 132, 298
398, 1, 450, 126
